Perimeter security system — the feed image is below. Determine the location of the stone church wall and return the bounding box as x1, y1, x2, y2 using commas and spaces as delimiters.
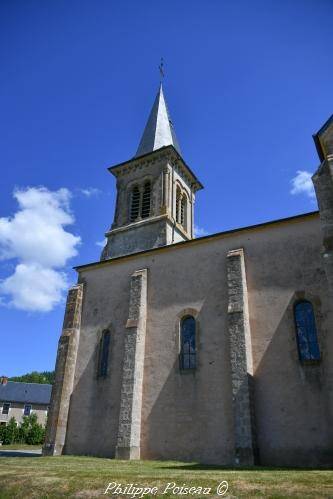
64, 213, 333, 465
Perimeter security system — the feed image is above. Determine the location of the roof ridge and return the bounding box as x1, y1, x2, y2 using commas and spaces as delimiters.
4, 381, 52, 387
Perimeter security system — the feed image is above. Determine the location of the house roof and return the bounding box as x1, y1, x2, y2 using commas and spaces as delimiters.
0, 381, 52, 405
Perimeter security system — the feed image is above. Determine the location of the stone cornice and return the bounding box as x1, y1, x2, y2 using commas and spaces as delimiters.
108, 145, 203, 192
106, 213, 190, 240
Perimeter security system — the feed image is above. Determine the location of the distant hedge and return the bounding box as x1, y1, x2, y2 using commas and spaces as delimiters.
9, 370, 55, 384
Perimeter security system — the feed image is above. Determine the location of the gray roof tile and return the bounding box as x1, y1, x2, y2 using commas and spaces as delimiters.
0, 381, 52, 405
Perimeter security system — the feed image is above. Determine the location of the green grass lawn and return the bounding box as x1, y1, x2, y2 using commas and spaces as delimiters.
0, 456, 332, 498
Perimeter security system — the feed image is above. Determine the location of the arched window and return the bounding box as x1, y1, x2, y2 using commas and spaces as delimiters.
130, 186, 140, 222
294, 301, 320, 362
141, 181, 151, 219
98, 329, 111, 377
179, 316, 196, 370
176, 186, 181, 224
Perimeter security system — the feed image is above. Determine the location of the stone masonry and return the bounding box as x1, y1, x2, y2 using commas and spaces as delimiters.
43, 284, 83, 456
115, 269, 148, 459
226, 248, 256, 465
312, 117, 333, 300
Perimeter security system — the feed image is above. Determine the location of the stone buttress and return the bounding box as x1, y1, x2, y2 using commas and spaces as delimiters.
226, 248, 257, 465
115, 269, 148, 459
43, 284, 83, 456
312, 115, 333, 299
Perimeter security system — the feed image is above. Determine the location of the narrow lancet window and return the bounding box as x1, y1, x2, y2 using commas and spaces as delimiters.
180, 316, 196, 370
141, 181, 151, 218
130, 186, 140, 222
98, 329, 111, 377
294, 301, 320, 362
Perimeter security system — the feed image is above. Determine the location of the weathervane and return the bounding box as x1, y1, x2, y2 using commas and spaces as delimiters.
159, 57, 165, 81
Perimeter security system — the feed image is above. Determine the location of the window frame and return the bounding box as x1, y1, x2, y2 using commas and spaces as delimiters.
2, 402, 10, 415
23, 404, 32, 416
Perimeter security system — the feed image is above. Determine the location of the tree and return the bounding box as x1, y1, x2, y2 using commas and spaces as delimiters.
2, 417, 18, 445
25, 413, 45, 445
9, 370, 55, 384
18, 416, 30, 444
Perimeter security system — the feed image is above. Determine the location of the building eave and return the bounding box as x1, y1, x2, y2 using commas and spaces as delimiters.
313, 114, 333, 162
74, 211, 319, 272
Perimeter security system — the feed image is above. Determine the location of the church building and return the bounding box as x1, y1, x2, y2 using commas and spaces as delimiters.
43, 84, 333, 466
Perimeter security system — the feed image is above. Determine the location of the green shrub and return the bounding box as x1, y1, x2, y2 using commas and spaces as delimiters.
18, 415, 30, 443
2, 417, 18, 444
0, 414, 46, 445
26, 413, 45, 445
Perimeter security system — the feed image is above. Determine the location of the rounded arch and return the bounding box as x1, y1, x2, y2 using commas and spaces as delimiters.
177, 307, 199, 320
174, 179, 190, 199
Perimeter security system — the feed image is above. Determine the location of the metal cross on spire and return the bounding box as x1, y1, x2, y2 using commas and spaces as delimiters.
159, 57, 165, 81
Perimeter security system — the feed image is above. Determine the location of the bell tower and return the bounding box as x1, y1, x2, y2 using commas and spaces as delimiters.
101, 84, 203, 260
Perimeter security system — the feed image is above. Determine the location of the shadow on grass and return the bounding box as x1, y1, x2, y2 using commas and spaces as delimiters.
160, 463, 333, 472
0, 451, 42, 458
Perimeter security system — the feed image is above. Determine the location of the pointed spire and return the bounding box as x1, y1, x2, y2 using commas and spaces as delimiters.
135, 83, 181, 157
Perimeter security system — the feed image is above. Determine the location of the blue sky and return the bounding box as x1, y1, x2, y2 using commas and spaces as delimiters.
1, 0, 332, 376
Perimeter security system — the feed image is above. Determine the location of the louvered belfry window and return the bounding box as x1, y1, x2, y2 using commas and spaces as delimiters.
176, 187, 181, 223
294, 301, 320, 362
141, 181, 151, 219
130, 186, 140, 222
181, 195, 187, 227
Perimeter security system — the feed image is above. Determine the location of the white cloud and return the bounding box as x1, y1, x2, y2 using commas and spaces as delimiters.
96, 239, 107, 247
77, 187, 101, 198
290, 171, 315, 199
194, 225, 209, 237
0, 187, 81, 312
0, 263, 68, 312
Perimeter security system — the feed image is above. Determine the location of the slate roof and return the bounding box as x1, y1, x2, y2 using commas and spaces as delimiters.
0, 381, 52, 404
135, 83, 181, 157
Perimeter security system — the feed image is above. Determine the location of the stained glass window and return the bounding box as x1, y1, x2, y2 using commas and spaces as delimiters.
180, 316, 196, 370
294, 301, 320, 362
98, 330, 111, 377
